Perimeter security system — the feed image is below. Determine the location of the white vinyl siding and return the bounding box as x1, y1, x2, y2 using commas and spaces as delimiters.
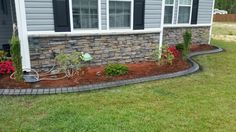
197, 0, 214, 24
145, 0, 162, 28
25, 0, 54, 31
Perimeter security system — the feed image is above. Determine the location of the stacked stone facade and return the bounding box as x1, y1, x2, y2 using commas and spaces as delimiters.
29, 33, 160, 71
28, 26, 211, 71
163, 26, 211, 45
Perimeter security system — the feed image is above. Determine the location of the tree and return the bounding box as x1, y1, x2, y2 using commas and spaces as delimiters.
215, 0, 236, 14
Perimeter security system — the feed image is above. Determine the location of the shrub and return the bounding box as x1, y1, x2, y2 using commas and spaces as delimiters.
55, 51, 83, 77
175, 43, 184, 52
0, 50, 7, 62
10, 35, 23, 81
182, 31, 192, 59
167, 46, 181, 58
0, 60, 15, 76
104, 64, 128, 76
153, 45, 180, 65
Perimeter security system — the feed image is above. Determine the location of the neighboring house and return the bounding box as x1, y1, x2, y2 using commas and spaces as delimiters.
214, 9, 228, 14
0, 0, 215, 70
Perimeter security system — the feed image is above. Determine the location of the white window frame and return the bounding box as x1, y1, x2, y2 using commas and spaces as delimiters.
69, 0, 102, 33
164, 0, 175, 25
106, 0, 134, 31
176, 0, 193, 24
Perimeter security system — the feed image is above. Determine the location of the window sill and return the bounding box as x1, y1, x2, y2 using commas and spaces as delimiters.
27, 28, 161, 37
163, 24, 212, 28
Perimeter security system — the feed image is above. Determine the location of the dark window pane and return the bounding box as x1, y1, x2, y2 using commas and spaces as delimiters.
178, 6, 190, 23
164, 6, 173, 24
72, 0, 98, 29
109, 1, 131, 28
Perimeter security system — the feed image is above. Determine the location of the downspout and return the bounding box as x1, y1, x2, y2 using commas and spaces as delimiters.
159, 0, 165, 58
14, 0, 31, 70
209, 0, 215, 44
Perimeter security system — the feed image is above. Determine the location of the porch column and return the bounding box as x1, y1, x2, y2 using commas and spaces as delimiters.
14, 0, 31, 70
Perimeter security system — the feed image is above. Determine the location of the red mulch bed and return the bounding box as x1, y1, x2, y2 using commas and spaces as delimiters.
191, 44, 217, 52
0, 44, 216, 89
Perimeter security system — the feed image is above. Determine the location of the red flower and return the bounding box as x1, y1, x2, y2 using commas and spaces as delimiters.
167, 46, 181, 58
0, 60, 15, 75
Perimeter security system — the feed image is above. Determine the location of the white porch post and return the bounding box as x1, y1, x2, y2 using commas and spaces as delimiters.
209, 0, 216, 44
159, 0, 165, 58
14, 0, 31, 70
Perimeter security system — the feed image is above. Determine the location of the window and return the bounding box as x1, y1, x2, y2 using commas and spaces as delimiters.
164, 0, 174, 24
109, 0, 131, 29
72, 0, 98, 29
178, 0, 192, 24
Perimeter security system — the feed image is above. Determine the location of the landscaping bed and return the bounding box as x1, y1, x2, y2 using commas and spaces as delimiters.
0, 44, 216, 89
191, 44, 217, 52
0, 58, 189, 89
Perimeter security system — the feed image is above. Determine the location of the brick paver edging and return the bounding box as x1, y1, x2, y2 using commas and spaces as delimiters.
0, 46, 224, 96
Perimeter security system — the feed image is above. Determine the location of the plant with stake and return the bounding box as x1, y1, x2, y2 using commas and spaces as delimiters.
10, 35, 23, 81
182, 31, 192, 59
55, 51, 83, 77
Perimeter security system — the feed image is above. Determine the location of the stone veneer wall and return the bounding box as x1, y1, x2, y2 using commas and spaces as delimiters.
28, 33, 160, 71
163, 26, 211, 45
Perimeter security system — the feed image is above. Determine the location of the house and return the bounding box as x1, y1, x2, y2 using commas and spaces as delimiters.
0, 0, 215, 71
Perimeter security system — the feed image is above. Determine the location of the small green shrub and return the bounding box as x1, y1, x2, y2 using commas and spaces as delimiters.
55, 51, 83, 77
175, 43, 184, 52
183, 31, 192, 59
104, 64, 128, 76
10, 35, 23, 81
0, 50, 7, 62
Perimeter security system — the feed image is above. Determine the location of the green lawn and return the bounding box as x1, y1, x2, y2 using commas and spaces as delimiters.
212, 22, 236, 42
212, 22, 236, 36
0, 39, 236, 131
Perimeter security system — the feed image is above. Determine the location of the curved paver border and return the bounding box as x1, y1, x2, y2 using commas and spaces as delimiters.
0, 46, 224, 96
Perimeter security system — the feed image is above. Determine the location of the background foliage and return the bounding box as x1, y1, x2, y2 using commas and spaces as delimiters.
215, 0, 236, 14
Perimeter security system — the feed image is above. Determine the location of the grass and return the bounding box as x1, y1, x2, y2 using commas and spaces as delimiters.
0, 39, 236, 131
212, 22, 236, 36
212, 22, 236, 41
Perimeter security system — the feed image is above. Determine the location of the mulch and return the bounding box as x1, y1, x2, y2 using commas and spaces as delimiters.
0, 44, 216, 89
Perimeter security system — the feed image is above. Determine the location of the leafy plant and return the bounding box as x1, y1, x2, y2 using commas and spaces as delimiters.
168, 46, 181, 58
0, 50, 7, 62
175, 43, 184, 52
0, 60, 14, 76
104, 64, 128, 76
182, 31, 192, 59
153, 45, 180, 65
55, 51, 83, 77
10, 35, 23, 81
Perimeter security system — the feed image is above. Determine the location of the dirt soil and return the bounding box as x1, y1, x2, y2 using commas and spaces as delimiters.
191, 44, 217, 52
0, 44, 216, 89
